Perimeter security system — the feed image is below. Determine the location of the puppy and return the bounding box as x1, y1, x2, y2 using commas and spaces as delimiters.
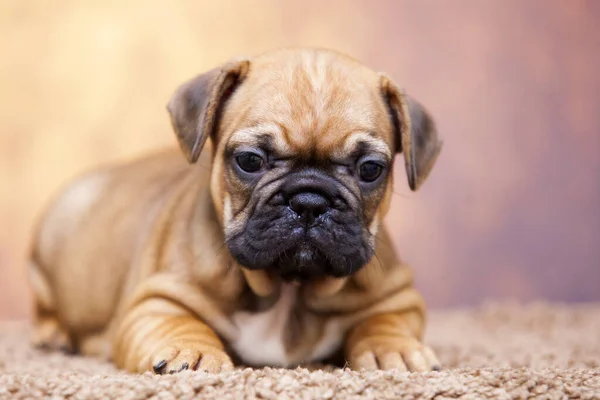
28, 47, 443, 374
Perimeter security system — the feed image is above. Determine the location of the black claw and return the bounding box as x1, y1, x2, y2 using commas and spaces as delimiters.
153, 360, 167, 373
432, 365, 442, 372
180, 363, 189, 371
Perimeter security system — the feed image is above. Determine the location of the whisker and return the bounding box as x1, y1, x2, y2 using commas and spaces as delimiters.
391, 189, 416, 199
197, 239, 228, 267
196, 161, 213, 173
372, 250, 385, 273
373, 234, 393, 252
343, 241, 385, 277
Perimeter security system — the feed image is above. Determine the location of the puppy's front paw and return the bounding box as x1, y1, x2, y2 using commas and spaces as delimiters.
150, 343, 234, 374
348, 336, 440, 372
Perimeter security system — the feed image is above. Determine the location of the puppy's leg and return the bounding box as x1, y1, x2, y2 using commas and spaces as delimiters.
345, 310, 440, 372
112, 298, 233, 374
29, 261, 74, 353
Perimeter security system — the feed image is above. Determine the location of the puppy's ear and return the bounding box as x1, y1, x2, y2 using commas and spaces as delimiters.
167, 60, 251, 163
381, 75, 443, 191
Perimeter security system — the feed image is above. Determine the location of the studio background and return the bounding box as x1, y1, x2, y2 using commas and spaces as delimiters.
1, 0, 598, 319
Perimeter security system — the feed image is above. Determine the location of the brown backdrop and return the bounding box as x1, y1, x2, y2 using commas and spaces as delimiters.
1, 0, 599, 319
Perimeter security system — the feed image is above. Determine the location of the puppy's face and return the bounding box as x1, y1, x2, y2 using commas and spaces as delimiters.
215, 53, 396, 282
167, 49, 442, 287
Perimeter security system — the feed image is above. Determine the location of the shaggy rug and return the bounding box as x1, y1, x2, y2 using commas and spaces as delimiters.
0, 302, 599, 399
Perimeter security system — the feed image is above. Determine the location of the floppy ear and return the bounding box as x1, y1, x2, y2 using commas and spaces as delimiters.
167, 59, 251, 163
381, 75, 443, 191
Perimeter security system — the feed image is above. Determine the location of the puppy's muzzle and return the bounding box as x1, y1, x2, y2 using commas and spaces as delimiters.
228, 169, 370, 281
269, 174, 341, 280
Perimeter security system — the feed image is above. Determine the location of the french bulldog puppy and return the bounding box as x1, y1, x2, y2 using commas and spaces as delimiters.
29, 47, 443, 374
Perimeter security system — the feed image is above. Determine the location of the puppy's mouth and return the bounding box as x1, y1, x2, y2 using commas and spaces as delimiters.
273, 242, 331, 282
240, 242, 351, 298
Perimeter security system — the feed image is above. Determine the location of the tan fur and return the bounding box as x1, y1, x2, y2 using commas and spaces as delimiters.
29, 47, 442, 373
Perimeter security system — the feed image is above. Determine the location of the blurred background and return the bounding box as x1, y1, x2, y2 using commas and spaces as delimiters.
0, 0, 598, 319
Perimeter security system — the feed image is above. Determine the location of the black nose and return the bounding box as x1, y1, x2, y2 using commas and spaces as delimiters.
288, 192, 330, 223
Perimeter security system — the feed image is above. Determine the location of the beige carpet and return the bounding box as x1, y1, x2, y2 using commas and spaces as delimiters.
1, 302, 599, 399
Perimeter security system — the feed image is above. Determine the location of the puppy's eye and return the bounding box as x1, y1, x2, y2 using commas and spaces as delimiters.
236, 152, 264, 173
358, 161, 383, 182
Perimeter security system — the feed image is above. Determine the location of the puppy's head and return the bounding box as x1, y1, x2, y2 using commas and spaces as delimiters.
167, 48, 442, 294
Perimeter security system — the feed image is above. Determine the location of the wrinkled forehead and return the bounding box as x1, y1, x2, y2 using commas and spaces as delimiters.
222, 53, 394, 161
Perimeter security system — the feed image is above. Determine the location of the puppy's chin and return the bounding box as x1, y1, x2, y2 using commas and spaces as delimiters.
276, 243, 328, 281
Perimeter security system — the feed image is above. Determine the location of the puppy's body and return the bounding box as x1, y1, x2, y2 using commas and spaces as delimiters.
29, 48, 442, 373
31, 150, 214, 350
